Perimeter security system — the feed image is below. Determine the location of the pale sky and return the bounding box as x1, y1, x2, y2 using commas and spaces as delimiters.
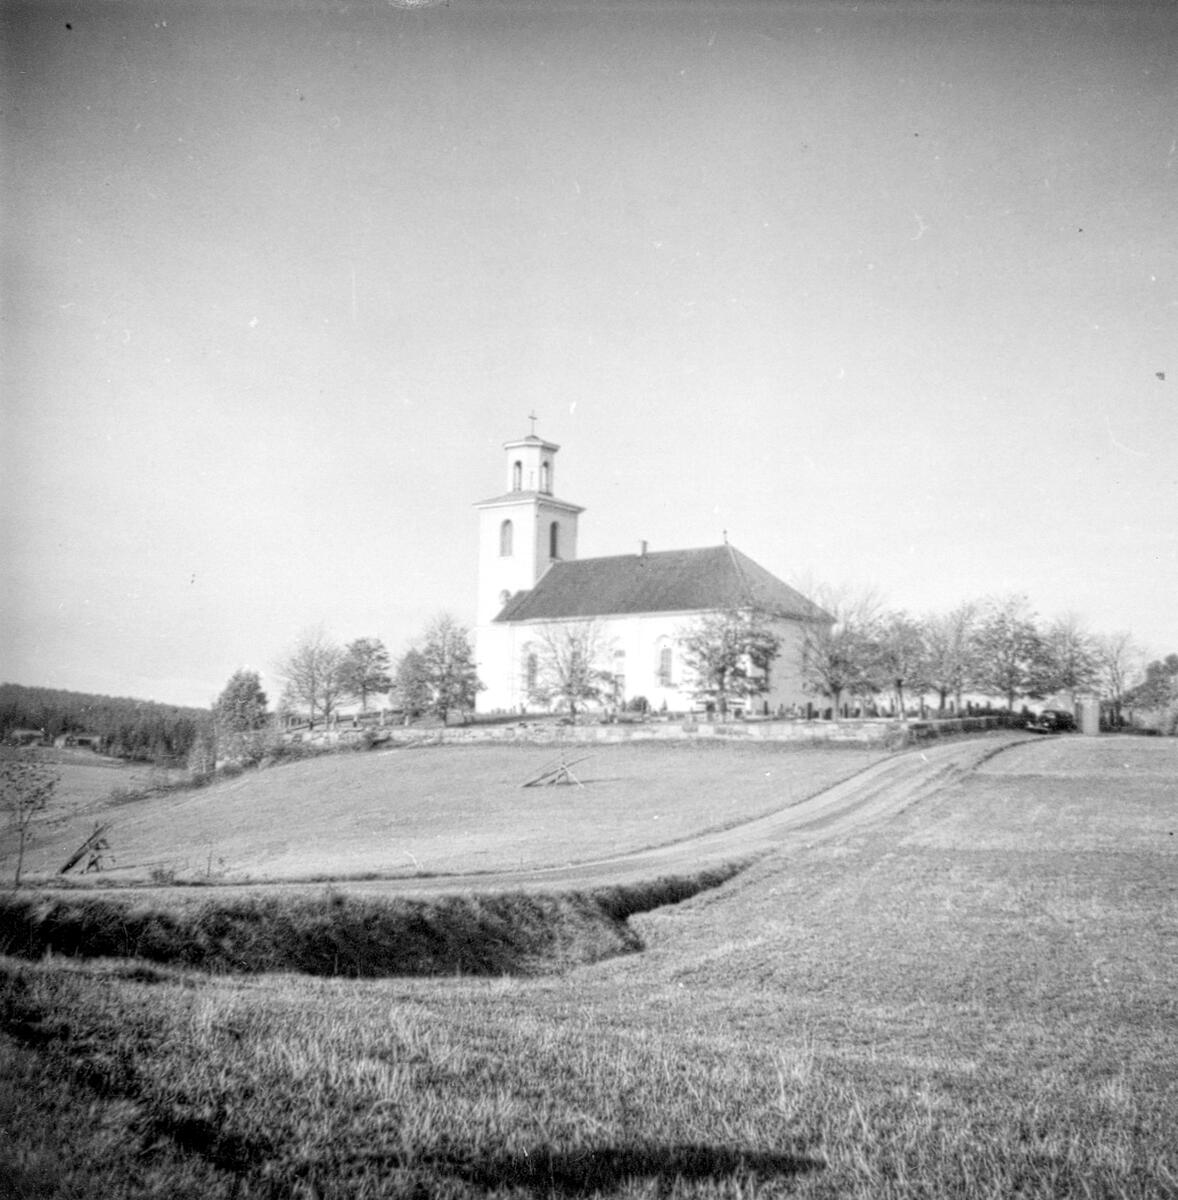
2, 0, 1175, 709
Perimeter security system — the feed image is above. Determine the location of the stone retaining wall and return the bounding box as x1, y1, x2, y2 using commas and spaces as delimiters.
299, 715, 1006, 750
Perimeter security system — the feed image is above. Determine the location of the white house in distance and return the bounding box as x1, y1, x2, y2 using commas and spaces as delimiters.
474, 428, 832, 716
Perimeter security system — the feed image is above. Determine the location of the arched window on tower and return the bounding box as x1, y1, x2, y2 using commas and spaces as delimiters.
499, 519, 513, 557
540, 460, 550, 493
512, 461, 522, 491
549, 521, 560, 560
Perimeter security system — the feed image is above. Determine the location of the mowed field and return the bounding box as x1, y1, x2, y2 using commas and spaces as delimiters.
9, 748, 181, 813
2, 735, 1176, 1198
10, 741, 892, 883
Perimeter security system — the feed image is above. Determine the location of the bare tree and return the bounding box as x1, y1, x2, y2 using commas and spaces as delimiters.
923, 602, 980, 714
798, 585, 882, 718
1040, 613, 1099, 705
678, 608, 781, 718
527, 620, 615, 720
2, 751, 57, 886
872, 611, 929, 717
276, 627, 346, 725
1093, 630, 1143, 728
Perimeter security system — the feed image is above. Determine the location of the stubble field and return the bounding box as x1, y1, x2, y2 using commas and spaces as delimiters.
8, 741, 890, 883
2, 734, 1175, 1198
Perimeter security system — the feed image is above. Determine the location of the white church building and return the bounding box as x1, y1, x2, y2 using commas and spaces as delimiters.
474, 430, 831, 716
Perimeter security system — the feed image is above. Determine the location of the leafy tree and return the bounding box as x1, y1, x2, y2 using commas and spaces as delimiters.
971, 595, 1047, 712
213, 670, 269, 733
679, 608, 781, 718
872, 611, 929, 716
1126, 653, 1178, 710
923, 602, 980, 714
392, 648, 431, 719
419, 614, 483, 724
799, 587, 880, 718
1039, 614, 1099, 702
339, 638, 393, 712
211, 669, 270, 765
527, 620, 615, 720
276, 628, 346, 725
1, 751, 57, 886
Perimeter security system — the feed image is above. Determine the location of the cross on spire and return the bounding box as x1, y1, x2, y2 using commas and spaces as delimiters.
528, 410, 539, 436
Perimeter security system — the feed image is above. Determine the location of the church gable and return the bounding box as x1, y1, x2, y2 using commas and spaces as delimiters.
494, 544, 830, 624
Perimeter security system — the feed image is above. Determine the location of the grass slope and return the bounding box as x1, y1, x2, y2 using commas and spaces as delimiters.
3, 735, 1176, 1197
10, 741, 888, 883
0, 867, 743, 977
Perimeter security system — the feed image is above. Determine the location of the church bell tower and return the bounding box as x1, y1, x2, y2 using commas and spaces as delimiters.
474, 425, 584, 627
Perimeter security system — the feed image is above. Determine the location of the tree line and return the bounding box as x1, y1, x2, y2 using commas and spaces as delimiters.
498, 593, 1160, 726
268, 616, 482, 727
0, 683, 208, 763
798, 591, 1148, 722
205, 615, 484, 766
237, 598, 1168, 733
9, 593, 1167, 775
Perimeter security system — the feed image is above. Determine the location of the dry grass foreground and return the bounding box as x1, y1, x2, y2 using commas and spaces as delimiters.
0, 738, 994, 978
2, 734, 1176, 1198
10, 741, 891, 884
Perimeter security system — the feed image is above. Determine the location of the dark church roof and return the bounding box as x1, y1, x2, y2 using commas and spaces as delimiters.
495, 545, 832, 624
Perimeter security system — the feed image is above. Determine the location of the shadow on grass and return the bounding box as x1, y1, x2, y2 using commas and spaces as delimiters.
443, 1143, 823, 1194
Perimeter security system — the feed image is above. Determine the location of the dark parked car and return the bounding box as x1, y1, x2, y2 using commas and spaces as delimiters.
1027, 709, 1076, 734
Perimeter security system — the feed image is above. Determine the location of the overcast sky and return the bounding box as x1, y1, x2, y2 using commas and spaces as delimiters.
2, 0, 1175, 709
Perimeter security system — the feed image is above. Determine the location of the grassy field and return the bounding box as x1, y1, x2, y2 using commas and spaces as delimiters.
3, 748, 180, 817
8, 741, 890, 883
2, 734, 1175, 1198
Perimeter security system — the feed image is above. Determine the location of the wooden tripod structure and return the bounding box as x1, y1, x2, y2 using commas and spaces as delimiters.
521, 753, 593, 789
59, 822, 112, 874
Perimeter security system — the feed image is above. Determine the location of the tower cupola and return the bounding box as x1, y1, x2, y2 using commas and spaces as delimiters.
474, 421, 584, 627
503, 434, 558, 495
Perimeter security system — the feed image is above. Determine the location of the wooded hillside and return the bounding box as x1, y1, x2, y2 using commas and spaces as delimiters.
0, 683, 208, 764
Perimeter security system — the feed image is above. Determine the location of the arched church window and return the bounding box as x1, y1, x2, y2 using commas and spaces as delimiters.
540, 461, 550, 493
549, 521, 559, 559
512, 461, 522, 491
524, 651, 538, 695
500, 519, 513, 557
657, 646, 673, 687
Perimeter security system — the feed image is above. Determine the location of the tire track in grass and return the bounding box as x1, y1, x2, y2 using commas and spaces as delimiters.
341, 734, 1035, 895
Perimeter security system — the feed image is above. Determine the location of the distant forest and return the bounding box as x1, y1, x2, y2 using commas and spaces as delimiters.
0, 683, 209, 764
